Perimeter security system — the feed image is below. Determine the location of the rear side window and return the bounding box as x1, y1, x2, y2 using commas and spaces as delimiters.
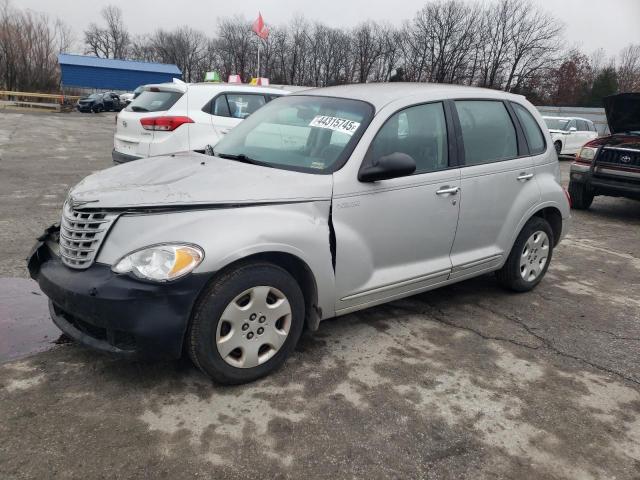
368, 102, 448, 174
212, 96, 230, 116
512, 103, 546, 155
127, 91, 182, 113
455, 100, 518, 165
210, 94, 267, 119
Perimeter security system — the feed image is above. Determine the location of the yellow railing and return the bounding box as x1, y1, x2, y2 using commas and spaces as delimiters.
0, 90, 81, 102
0, 90, 82, 111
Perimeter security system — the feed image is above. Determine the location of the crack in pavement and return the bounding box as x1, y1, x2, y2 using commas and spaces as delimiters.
393, 302, 640, 388
593, 329, 640, 342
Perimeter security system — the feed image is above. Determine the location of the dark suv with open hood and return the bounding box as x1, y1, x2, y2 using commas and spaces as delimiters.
569, 93, 640, 209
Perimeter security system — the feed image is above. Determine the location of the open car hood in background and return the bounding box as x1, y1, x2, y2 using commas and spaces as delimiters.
604, 93, 640, 134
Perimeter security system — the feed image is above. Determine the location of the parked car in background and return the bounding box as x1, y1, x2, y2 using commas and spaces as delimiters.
119, 92, 134, 106
543, 116, 598, 155
119, 86, 145, 107
30, 83, 569, 384
112, 82, 299, 163
76, 92, 123, 113
568, 93, 640, 209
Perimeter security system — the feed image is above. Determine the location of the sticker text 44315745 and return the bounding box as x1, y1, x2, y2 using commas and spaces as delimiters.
308, 115, 361, 136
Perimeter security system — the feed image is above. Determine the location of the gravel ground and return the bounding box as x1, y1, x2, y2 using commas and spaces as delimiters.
1, 110, 639, 479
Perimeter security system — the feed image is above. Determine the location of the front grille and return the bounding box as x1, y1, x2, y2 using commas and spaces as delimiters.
59, 202, 117, 269
597, 148, 640, 169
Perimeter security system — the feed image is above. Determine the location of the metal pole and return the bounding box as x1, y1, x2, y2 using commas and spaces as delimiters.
257, 39, 260, 79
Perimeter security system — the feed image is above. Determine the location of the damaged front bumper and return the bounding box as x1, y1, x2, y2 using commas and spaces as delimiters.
27, 225, 210, 359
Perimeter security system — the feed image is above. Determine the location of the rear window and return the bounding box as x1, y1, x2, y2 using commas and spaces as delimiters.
127, 91, 182, 113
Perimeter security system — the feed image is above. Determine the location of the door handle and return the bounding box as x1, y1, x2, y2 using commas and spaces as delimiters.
436, 186, 460, 196
220, 128, 230, 135
517, 173, 534, 181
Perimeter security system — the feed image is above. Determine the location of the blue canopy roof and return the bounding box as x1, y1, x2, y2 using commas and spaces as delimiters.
58, 54, 181, 75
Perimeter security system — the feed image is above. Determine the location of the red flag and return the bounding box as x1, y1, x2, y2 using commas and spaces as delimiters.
252, 12, 269, 40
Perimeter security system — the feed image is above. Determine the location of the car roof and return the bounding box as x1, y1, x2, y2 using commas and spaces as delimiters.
293, 82, 526, 111
187, 83, 302, 94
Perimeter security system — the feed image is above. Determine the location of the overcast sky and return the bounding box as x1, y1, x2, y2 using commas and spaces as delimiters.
16, 0, 640, 57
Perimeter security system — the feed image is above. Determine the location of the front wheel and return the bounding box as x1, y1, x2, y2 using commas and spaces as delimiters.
187, 262, 305, 384
568, 180, 594, 210
496, 217, 554, 292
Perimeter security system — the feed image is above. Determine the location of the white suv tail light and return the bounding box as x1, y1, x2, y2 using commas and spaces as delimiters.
140, 116, 194, 132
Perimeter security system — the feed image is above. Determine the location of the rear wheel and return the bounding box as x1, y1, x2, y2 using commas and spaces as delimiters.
188, 262, 305, 384
496, 217, 554, 292
568, 180, 594, 210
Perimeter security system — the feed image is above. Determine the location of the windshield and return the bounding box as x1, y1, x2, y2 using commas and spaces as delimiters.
87, 94, 101, 100
544, 118, 571, 131
213, 95, 373, 174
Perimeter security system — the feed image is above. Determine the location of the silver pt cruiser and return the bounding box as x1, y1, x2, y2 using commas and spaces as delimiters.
28, 83, 570, 384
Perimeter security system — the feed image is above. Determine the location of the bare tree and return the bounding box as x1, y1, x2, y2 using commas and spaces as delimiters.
84, 5, 130, 59
617, 44, 640, 92
0, 0, 70, 92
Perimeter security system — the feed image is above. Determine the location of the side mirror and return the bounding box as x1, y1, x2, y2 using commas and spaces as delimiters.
569, 127, 577, 132
358, 152, 416, 182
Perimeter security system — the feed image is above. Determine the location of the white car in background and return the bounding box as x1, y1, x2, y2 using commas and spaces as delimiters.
543, 116, 598, 156
113, 82, 297, 163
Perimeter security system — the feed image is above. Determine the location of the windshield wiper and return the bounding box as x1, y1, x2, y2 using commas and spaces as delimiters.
130, 106, 149, 112
215, 152, 267, 167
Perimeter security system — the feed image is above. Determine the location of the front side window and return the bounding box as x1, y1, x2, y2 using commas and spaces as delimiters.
576, 119, 588, 131
456, 100, 517, 165
367, 102, 449, 174
214, 95, 373, 173
512, 103, 546, 155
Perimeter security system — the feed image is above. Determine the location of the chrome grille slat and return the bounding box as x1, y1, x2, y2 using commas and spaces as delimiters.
59, 202, 116, 269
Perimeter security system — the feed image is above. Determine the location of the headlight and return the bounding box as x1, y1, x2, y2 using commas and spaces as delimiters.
577, 147, 597, 162
112, 244, 204, 281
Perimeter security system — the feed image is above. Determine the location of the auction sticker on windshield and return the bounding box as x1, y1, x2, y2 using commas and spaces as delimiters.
309, 116, 361, 136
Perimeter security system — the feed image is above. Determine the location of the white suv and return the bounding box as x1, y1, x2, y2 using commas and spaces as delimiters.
543, 116, 598, 156
112, 82, 297, 163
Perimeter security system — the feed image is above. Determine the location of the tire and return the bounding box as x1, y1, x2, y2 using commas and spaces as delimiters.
187, 262, 305, 384
568, 180, 594, 210
496, 217, 554, 292
554, 141, 562, 155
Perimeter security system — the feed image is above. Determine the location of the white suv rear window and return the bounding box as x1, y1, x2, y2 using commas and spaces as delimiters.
127, 91, 183, 113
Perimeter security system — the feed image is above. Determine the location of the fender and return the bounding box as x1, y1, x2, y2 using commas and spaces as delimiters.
96, 201, 337, 320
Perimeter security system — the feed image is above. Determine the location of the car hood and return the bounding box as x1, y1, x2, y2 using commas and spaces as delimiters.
585, 134, 640, 150
604, 93, 640, 134
69, 152, 333, 210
